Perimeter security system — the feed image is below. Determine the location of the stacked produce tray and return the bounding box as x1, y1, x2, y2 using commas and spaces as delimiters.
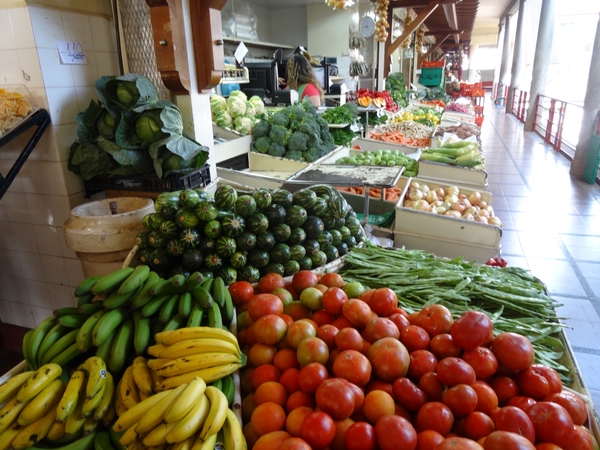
212, 124, 252, 164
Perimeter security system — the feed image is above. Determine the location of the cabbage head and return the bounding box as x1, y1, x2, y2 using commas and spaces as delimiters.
135, 110, 168, 144
227, 96, 246, 118
210, 95, 227, 118
244, 101, 256, 119
228, 90, 247, 102
234, 116, 253, 135
214, 110, 233, 128
249, 96, 265, 115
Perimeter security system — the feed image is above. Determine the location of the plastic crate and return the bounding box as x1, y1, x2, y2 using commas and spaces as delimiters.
474, 105, 484, 115
83, 164, 211, 197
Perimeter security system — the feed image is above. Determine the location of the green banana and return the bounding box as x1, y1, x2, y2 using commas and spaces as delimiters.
150, 278, 179, 297
109, 319, 134, 373
94, 431, 115, 450
207, 301, 223, 329
75, 276, 102, 297
186, 303, 205, 327
108, 428, 127, 450
41, 328, 79, 366
94, 328, 117, 364
201, 277, 214, 293
191, 285, 213, 309
151, 318, 163, 340
22, 329, 35, 370
78, 303, 104, 316
130, 271, 160, 310
91, 268, 135, 295
222, 283, 234, 325
28, 316, 58, 368
37, 324, 69, 367
184, 271, 205, 292
133, 311, 151, 356
76, 310, 107, 352
221, 374, 235, 408
57, 315, 87, 328
140, 294, 171, 318
177, 292, 193, 319
92, 308, 128, 347
211, 277, 226, 308
49, 342, 82, 367
162, 315, 186, 332
158, 294, 180, 324
102, 283, 142, 310
76, 293, 94, 308
54, 307, 80, 318
28, 430, 97, 450
170, 274, 186, 292
211, 377, 222, 392
118, 265, 150, 296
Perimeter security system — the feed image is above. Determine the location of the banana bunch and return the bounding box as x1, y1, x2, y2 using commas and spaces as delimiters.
113, 357, 160, 417
112, 378, 245, 450
146, 327, 245, 391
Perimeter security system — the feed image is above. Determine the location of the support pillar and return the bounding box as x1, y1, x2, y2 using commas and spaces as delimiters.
506, 0, 526, 114
524, 0, 557, 131
494, 22, 505, 86
570, 16, 600, 178
497, 15, 512, 102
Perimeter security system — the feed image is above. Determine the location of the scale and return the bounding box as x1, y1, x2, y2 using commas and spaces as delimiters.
282, 164, 405, 226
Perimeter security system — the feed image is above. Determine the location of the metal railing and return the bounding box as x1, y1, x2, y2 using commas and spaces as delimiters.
510, 89, 528, 123
533, 95, 582, 156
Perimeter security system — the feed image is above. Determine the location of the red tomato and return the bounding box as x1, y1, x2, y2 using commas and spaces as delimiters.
251, 364, 281, 389
416, 402, 454, 435
320, 273, 345, 288
365, 379, 393, 397
463, 411, 496, 441
471, 381, 499, 415
254, 314, 288, 345
416, 430, 445, 450
531, 365, 562, 394
392, 377, 428, 412
299, 287, 324, 312
430, 333, 462, 359
248, 293, 285, 321
316, 324, 339, 350
335, 328, 363, 352
407, 349, 438, 382
298, 362, 328, 394
297, 337, 329, 368
331, 315, 354, 330
258, 273, 286, 293
437, 357, 477, 387
358, 288, 376, 304
416, 304, 454, 337
443, 384, 479, 418
346, 381, 365, 413
280, 368, 301, 395
419, 372, 445, 402
492, 406, 535, 443
342, 298, 372, 328
310, 310, 334, 327
526, 401, 574, 448
277, 437, 312, 450
283, 301, 312, 321
534, 444, 564, 450
322, 287, 349, 316
516, 366, 553, 400
544, 391, 588, 426
286, 319, 317, 349
345, 421, 376, 450
229, 281, 255, 305
332, 350, 372, 388
506, 396, 537, 412
316, 378, 356, 420
362, 317, 400, 343
375, 415, 418, 450
437, 437, 484, 450
491, 333, 534, 371
286, 390, 315, 412
399, 325, 431, 353
367, 337, 410, 383
482, 430, 536, 450
450, 311, 494, 350
292, 270, 319, 293
489, 376, 520, 406
461, 347, 499, 380
368, 288, 398, 317
301, 411, 336, 449
564, 425, 594, 450
271, 287, 294, 306
388, 313, 410, 333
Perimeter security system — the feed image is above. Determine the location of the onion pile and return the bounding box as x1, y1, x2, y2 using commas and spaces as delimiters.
415, 27, 425, 53
403, 181, 503, 227
374, 0, 390, 42
401, 13, 413, 49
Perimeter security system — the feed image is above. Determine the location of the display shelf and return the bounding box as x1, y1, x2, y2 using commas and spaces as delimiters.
223, 37, 293, 50
221, 66, 249, 85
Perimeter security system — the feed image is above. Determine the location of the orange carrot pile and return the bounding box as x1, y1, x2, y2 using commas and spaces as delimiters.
368, 130, 431, 148
336, 186, 403, 203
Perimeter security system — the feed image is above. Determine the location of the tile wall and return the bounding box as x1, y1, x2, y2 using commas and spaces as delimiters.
0, 5, 120, 329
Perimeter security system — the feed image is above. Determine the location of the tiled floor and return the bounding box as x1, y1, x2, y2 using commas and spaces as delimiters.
483, 97, 600, 413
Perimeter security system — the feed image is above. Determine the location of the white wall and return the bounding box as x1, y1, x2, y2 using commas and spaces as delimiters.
271, 7, 307, 48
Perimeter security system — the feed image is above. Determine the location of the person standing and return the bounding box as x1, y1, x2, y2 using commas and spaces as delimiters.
285, 54, 324, 107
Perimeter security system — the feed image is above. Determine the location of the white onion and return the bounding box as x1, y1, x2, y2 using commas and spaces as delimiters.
468, 191, 482, 206
458, 193, 467, 200
445, 210, 462, 218
421, 184, 430, 194
413, 200, 431, 211
479, 200, 488, 209
451, 201, 467, 213
464, 207, 477, 216
488, 216, 503, 227
435, 206, 447, 214
462, 213, 475, 221
444, 194, 459, 204
425, 191, 439, 203
462, 198, 472, 208
404, 200, 416, 208
477, 209, 490, 218
446, 186, 460, 196
431, 200, 443, 207
409, 181, 420, 190
441, 201, 452, 210
434, 187, 445, 198
487, 206, 495, 217
409, 189, 423, 201
475, 215, 489, 224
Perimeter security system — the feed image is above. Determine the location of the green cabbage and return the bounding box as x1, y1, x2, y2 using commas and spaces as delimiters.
227, 96, 246, 118
234, 116, 253, 135
96, 109, 117, 139
249, 96, 265, 115
214, 110, 233, 128
135, 110, 169, 144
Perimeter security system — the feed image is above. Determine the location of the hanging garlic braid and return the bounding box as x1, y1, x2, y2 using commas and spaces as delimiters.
286, 54, 324, 103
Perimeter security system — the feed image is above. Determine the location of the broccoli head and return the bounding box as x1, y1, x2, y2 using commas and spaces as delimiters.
322, 129, 335, 144
288, 131, 309, 153
316, 116, 330, 136
304, 147, 320, 162
269, 112, 289, 128
316, 141, 334, 158
252, 119, 270, 139
269, 124, 292, 146
267, 141, 286, 157
300, 99, 317, 115
283, 150, 304, 161
297, 118, 320, 139
252, 136, 272, 154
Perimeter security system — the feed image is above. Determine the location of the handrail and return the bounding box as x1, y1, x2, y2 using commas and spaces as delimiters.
510, 89, 528, 123
533, 94, 582, 155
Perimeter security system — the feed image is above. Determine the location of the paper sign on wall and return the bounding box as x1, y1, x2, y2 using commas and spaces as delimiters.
56, 40, 87, 65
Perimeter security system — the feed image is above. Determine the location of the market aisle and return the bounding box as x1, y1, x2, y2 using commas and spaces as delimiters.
482, 97, 600, 412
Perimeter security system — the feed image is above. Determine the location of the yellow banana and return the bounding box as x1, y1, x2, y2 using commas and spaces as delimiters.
164, 378, 206, 424
65, 389, 87, 437
157, 327, 240, 350
0, 397, 28, 433
56, 369, 86, 424
120, 366, 140, 410
199, 386, 228, 439
147, 445, 167, 450
81, 378, 106, 418
16, 363, 62, 404
46, 420, 66, 442
191, 432, 217, 450
156, 364, 242, 391
147, 359, 171, 371
93, 371, 115, 421
223, 408, 245, 450
132, 357, 154, 397
113, 390, 171, 432
101, 402, 116, 428
165, 394, 209, 444
18, 378, 64, 426
84, 357, 107, 400
170, 434, 196, 450
0, 371, 34, 405
118, 422, 140, 446
128, 442, 148, 450
114, 381, 128, 417
156, 339, 240, 360
134, 386, 185, 436
0, 422, 23, 450
83, 414, 99, 436
12, 405, 56, 449
146, 345, 167, 358
142, 422, 177, 447
156, 353, 242, 378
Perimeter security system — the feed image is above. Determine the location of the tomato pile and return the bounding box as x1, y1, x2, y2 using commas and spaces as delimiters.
229, 271, 595, 450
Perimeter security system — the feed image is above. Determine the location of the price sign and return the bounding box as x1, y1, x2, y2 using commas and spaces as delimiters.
56, 40, 87, 65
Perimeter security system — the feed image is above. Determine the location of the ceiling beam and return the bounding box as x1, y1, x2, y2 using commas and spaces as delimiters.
419, 34, 450, 64
442, 2, 461, 43
424, 28, 464, 35
386, 0, 442, 57
389, 0, 460, 9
